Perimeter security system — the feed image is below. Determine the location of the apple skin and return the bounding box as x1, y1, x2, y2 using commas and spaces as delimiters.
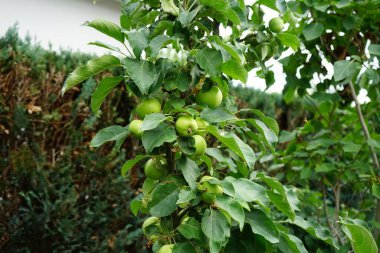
199, 176, 223, 204
192, 135, 207, 156
136, 97, 161, 118
129, 119, 143, 138
142, 217, 160, 235
158, 244, 174, 253
196, 86, 223, 108
175, 115, 198, 136
196, 117, 209, 136
144, 158, 167, 180
269, 17, 284, 33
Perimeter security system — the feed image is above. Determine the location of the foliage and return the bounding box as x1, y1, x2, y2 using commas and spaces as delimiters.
62, 0, 378, 252
0, 27, 146, 252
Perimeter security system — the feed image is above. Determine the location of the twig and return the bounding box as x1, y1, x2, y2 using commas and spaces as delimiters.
348, 81, 380, 170
348, 81, 380, 238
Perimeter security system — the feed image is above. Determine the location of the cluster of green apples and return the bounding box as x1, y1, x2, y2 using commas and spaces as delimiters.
129, 86, 224, 252
129, 86, 223, 182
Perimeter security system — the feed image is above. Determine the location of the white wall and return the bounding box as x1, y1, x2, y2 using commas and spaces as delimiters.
0, 0, 120, 54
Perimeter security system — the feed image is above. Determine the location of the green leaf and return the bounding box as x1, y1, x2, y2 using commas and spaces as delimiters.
178, 8, 199, 27
315, 163, 335, 173
222, 60, 248, 83
245, 209, 280, 243
278, 33, 300, 51
244, 109, 280, 135
148, 35, 172, 57
199, 0, 229, 12
195, 48, 223, 76
258, 173, 296, 220
231, 178, 269, 206
173, 242, 197, 253
215, 195, 245, 230
333, 60, 361, 82
124, 28, 149, 57
88, 41, 123, 54
130, 197, 142, 216
177, 217, 203, 241
149, 182, 179, 217
207, 125, 255, 169
177, 157, 200, 190
278, 232, 308, 253
90, 125, 128, 148
341, 219, 378, 253
302, 23, 324, 41
62, 55, 120, 94
176, 188, 197, 205
161, 0, 179, 15
142, 122, 177, 153
209, 35, 245, 64
372, 183, 380, 199
368, 44, 380, 57
85, 18, 124, 43
257, 0, 286, 12
206, 148, 237, 171
124, 58, 158, 94
141, 113, 168, 131
201, 107, 236, 123
91, 76, 123, 115
292, 216, 338, 248
246, 119, 278, 152
201, 209, 230, 242
121, 155, 150, 176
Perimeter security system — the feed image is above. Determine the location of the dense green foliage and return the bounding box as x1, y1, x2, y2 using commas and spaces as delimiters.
0, 28, 146, 252
61, 0, 379, 253
2, 0, 380, 251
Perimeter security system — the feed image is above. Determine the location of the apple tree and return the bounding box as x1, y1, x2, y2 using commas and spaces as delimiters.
61, 0, 377, 252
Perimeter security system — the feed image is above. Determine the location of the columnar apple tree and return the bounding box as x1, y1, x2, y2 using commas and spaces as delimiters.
62, 0, 343, 252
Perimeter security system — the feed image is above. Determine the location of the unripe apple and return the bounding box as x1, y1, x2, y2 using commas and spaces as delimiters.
196, 86, 223, 108
269, 17, 284, 33
192, 135, 207, 156
175, 115, 198, 136
136, 97, 161, 118
144, 158, 167, 180
158, 244, 174, 253
129, 119, 143, 138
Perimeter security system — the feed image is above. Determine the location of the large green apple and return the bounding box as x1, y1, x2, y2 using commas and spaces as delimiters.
175, 115, 198, 136
196, 86, 223, 108
136, 97, 161, 118
144, 158, 167, 180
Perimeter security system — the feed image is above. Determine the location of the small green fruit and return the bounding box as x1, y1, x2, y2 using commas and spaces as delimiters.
196, 86, 223, 108
142, 217, 160, 235
269, 17, 284, 33
136, 97, 161, 118
175, 115, 198, 136
144, 158, 167, 180
129, 119, 143, 138
192, 135, 207, 156
158, 244, 174, 253
196, 117, 209, 135
201, 192, 216, 204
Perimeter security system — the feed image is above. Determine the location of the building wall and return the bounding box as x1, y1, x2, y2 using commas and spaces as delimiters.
0, 0, 120, 54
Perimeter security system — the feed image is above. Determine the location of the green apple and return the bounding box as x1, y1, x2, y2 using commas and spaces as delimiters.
175, 115, 198, 136
269, 17, 284, 33
142, 216, 160, 235
158, 244, 174, 253
136, 97, 161, 118
129, 119, 143, 138
144, 158, 167, 180
196, 117, 209, 135
192, 135, 207, 156
196, 86, 223, 108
